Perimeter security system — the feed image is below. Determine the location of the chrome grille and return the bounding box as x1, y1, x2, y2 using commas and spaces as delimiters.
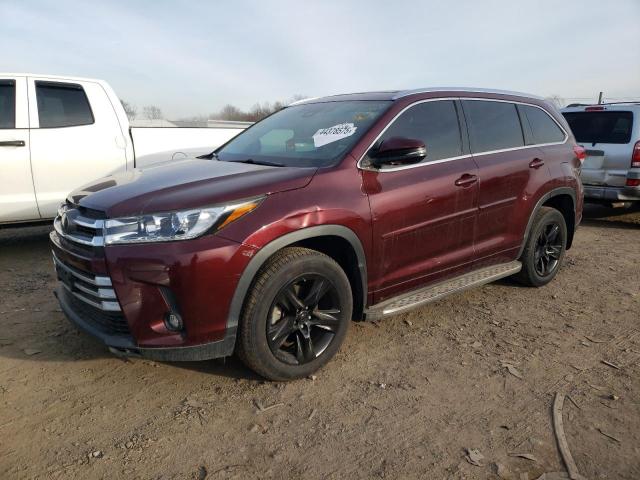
54, 203, 106, 247
53, 252, 121, 312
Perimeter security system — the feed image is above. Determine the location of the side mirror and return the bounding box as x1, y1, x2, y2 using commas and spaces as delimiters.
369, 137, 426, 168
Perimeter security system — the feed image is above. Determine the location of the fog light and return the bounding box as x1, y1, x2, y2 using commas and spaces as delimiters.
164, 312, 183, 331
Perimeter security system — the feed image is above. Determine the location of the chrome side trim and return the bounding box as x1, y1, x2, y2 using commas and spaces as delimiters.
356, 97, 568, 173
54, 217, 105, 247
52, 252, 112, 287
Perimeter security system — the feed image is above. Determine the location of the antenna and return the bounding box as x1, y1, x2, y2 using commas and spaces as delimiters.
598, 92, 603, 104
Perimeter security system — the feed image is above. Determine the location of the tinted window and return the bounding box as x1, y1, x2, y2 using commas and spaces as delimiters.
463, 100, 524, 153
522, 105, 565, 144
562, 111, 633, 144
371, 100, 463, 163
36, 82, 94, 128
0, 80, 16, 129
217, 100, 391, 168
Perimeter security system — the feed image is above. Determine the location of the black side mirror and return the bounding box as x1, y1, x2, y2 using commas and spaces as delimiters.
369, 137, 426, 168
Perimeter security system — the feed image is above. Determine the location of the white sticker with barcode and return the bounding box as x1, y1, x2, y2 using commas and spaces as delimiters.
312, 123, 357, 147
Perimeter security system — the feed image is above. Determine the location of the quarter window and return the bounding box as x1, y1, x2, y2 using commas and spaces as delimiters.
36, 81, 94, 128
0, 80, 16, 129
522, 105, 565, 144
370, 100, 463, 163
463, 100, 524, 153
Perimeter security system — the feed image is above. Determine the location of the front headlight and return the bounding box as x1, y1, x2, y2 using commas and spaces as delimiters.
103, 197, 263, 245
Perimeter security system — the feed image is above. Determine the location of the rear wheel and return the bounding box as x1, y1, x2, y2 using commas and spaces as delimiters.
237, 247, 352, 381
515, 207, 567, 287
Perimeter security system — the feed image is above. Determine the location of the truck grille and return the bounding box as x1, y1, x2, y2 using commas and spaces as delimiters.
58, 286, 131, 336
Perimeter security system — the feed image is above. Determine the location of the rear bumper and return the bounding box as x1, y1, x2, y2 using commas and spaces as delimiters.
56, 286, 236, 361
583, 184, 640, 202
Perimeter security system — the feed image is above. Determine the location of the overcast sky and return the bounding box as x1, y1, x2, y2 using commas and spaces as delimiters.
2, 0, 639, 118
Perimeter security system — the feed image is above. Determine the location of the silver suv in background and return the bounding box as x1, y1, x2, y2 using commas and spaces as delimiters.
562, 103, 640, 204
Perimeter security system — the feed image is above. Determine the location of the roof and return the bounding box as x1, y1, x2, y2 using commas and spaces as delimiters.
0, 72, 106, 84
291, 87, 543, 105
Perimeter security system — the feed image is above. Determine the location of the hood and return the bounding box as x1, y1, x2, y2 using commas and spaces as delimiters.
68, 159, 317, 218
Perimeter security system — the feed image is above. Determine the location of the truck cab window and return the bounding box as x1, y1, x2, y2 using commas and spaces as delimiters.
36, 81, 94, 128
0, 80, 16, 129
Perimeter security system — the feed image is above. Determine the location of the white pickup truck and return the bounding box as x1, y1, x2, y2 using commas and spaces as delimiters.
0, 73, 250, 225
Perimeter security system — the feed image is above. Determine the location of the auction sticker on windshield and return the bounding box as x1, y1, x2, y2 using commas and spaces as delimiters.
313, 123, 357, 147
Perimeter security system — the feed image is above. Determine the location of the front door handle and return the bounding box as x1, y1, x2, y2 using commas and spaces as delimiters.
0, 140, 26, 147
455, 174, 478, 187
529, 158, 545, 169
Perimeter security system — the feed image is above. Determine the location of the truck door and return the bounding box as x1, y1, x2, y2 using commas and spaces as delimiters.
0, 76, 39, 223
27, 77, 128, 218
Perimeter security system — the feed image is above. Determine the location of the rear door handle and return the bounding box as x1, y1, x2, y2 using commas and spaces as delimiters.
0, 140, 26, 147
529, 158, 545, 169
455, 174, 478, 187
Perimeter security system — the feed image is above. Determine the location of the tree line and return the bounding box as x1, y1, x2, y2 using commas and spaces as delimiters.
120, 95, 307, 123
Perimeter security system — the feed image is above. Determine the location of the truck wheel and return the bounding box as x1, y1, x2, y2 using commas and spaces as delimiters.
515, 207, 567, 287
236, 247, 352, 381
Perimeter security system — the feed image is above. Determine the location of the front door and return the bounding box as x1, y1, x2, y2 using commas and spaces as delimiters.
28, 77, 127, 218
362, 99, 479, 303
0, 76, 39, 223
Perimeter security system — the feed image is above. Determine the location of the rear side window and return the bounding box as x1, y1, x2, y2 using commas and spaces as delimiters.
562, 111, 633, 144
0, 80, 16, 129
463, 100, 524, 153
36, 81, 94, 128
374, 100, 463, 162
522, 105, 566, 144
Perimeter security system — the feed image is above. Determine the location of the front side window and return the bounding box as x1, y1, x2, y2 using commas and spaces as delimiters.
366, 100, 463, 164
562, 111, 633, 145
522, 105, 566, 144
463, 100, 524, 153
36, 81, 94, 128
216, 100, 391, 168
0, 80, 16, 129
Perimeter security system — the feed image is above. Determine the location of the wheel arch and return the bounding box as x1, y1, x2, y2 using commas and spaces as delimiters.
517, 187, 577, 258
227, 225, 368, 331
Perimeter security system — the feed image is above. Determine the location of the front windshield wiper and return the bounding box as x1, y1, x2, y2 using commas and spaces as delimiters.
225, 158, 285, 167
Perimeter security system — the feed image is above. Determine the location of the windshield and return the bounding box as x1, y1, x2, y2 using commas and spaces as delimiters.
216, 100, 392, 167
562, 111, 634, 145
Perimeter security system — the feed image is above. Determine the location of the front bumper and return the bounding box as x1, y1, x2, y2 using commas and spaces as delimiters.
583, 184, 640, 202
55, 286, 236, 360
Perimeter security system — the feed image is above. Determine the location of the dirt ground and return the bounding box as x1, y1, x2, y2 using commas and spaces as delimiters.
0, 204, 638, 480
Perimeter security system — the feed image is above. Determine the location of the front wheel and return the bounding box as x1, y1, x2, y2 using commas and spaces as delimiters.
236, 247, 352, 381
515, 207, 567, 287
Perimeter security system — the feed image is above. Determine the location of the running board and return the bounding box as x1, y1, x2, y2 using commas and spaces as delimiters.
365, 261, 522, 321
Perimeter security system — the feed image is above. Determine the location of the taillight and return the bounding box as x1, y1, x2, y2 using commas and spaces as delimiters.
573, 145, 587, 164
626, 178, 640, 187
631, 141, 640, 168
585, 106, 605, 111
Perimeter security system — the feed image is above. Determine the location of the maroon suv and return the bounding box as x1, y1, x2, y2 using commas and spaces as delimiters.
51, 88, 584, 380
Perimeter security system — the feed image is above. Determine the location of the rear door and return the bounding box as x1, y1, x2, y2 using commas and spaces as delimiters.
363, 99, 479, 302
562, 109, 634, 187
461, 99, 550, 264
0, 76, 39, 223
27, 77, 128, 218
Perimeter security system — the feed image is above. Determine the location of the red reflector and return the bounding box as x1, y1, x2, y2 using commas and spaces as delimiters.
626, 178, 640, 187
585, 106, 605, 111
632, 141, 640, 168
573, 145, 587, 163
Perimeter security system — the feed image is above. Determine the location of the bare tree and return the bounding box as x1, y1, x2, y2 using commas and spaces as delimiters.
143, 105, 163, 120
209, 95, 309, 122
120, 100, 137, 121
545, 95, 565, 110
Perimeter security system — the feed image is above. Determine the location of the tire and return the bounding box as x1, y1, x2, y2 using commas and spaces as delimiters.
515, 207, 567, 287
236, 247, 352, 381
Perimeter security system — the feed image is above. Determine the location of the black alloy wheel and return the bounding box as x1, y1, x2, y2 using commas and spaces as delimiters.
533, 221, 563, 277
267, 275, 342, 365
